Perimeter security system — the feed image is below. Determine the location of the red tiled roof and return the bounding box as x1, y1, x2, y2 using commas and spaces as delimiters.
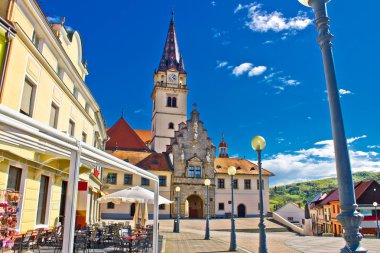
106, 150, 171, 171
319, 180, 375, 205
214, 158, 273, 176
354, 180, 375, 199
136, 152, 171, 171
106, 117, 150, 152
134, 130, 152, 144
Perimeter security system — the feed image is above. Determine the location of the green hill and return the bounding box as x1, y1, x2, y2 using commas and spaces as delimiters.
270, 171, 380, 211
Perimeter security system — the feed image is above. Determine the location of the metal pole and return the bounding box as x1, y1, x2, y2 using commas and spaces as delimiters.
62, 141, 81, 253
173, 190, 180, 233
152, 181, 159, 253
307, 0, 366, 252
258, 150, 267, 253
205, 184, 210, 240
229, 174, 237, 251
375, 206, 379, 239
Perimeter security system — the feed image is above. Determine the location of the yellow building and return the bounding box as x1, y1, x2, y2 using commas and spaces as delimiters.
0, 0, 107, 232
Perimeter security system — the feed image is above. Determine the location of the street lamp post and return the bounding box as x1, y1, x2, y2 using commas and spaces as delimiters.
204, 179, 211, 240
297, 0, 366, 252
374, 202, 379, 239
251, 136, 267, 253
228, 166, 237, 251
173, 186, 181, 233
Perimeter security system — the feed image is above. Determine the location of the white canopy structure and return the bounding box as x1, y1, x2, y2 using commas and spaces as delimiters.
97, 186, 173, 205
0, 105, 160, 253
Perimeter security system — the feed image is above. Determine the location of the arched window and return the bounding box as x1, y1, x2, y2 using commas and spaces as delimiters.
172, 97, 177, 107
168, 122, 174, 129
167, 97, 172, 107
107, 202, 115, 209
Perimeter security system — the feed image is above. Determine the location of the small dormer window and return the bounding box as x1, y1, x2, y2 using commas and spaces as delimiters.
32, 30, 40, 49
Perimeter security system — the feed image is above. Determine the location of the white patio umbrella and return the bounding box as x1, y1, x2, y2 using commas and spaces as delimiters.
98, 186, 172, 227
97, 186, 173, 205
133, 202, 149, 227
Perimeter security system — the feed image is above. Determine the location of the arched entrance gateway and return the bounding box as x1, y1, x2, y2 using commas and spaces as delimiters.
237, 204, 246, 217
186, 195, 203, 218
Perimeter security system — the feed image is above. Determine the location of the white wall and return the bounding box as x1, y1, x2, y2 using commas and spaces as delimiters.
276, 203, 305, 223
214, 174, 270, 217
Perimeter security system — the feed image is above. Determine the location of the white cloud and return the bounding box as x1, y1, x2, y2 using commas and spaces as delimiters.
347, 135, 367, 144
263, 40, 274, 45
232, 63, 253, 76
134, 109, 143, 114
282, 79, 300, 86
339, 89, 353, 95
264, 71, 301, 93
211, 1, 216, 6
262, 135, 380, 185
234, 3, 256, 14
248, 66, 267, 77
216, 61, 228, 69
236, 3, 312, 33
368, 145, 380, 149
47, 16, 61, 23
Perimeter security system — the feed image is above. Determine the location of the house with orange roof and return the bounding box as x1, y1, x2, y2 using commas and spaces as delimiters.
310, 180, 380, 236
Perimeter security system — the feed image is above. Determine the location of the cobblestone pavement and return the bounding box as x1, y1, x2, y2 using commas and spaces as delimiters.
160, 218, 298, 253
160, 218, 380, 253
163, 231, 248, 253
286, 236, 380, 253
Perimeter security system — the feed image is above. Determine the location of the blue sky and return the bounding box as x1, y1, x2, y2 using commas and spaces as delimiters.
40, 0, 380, 185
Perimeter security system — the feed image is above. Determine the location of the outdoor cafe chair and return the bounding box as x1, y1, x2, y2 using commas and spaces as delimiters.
74, 232, 88, 253
131, 236, 149, 253
13, 229, 33, 253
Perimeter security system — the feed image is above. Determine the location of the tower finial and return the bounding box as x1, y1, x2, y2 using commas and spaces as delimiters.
193, 103, 197, 110
218, 133, 229, 158
121, 108, 124, 118
171, 0, 174, 20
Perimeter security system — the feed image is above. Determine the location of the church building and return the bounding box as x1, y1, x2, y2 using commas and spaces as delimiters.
101, 13, 273, 220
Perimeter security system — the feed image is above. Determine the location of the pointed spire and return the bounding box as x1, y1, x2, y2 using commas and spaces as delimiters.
158, 13, 186, 73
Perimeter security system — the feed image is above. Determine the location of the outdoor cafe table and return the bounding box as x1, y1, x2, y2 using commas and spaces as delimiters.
121, 235, 147, 253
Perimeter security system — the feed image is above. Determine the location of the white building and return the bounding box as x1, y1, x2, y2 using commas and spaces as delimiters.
275, 202, 305, 223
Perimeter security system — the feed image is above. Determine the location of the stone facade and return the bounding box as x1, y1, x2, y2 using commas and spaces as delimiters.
170, 108, 216, 218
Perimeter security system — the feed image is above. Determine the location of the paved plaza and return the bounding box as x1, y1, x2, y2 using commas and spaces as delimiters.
159, 218, 380, 253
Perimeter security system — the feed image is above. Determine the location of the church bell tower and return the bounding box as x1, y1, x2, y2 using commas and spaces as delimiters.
151, 13, 188, 153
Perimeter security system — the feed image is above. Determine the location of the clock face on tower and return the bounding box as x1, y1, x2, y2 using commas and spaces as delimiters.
168, 73, 177, 83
